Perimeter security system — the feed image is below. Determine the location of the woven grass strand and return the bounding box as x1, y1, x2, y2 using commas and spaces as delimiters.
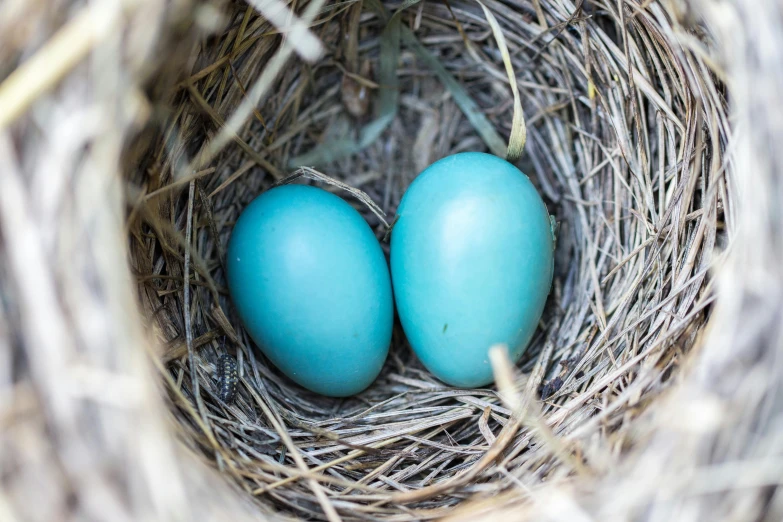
476, 0, 527, 160
6, 0, 781, 521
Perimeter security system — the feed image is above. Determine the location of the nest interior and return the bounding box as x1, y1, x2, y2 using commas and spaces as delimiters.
124, 0, 728, 518
0, 0, 737, 520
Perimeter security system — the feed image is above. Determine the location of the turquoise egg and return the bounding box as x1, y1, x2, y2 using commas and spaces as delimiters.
226, 185, 393, 397
390, 152, 554, 388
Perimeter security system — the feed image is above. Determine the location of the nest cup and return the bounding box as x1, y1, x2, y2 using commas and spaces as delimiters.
128, 0, 727, 517
131, 2, 729, 520
3, 0, 749, 520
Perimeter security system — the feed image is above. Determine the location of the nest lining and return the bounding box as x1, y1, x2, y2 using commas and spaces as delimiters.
122, 0, 729, 520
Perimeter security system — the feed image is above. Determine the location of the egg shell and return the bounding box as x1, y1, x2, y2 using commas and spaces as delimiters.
227, 185, 393, 397
390, 152, 554, 388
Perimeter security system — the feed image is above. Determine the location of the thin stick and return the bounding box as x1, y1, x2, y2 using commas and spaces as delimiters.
184, 180, 208, 425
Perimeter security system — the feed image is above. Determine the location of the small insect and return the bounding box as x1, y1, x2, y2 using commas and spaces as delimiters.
341, 75, 370, 118
216, 354, 238, 403
341, 60, 373, 118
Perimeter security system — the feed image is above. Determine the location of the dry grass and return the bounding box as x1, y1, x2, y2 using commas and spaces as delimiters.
3, 0, 779, 520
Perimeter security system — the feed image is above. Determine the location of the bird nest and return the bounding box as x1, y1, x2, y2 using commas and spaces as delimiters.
6, 0, 768, 520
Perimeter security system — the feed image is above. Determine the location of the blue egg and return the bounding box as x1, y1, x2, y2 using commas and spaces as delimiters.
390, 152, 554, 388
226, 185, 393, 397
